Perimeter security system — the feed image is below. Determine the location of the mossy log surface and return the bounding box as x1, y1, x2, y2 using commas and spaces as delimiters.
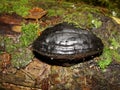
0, 1, 120, 90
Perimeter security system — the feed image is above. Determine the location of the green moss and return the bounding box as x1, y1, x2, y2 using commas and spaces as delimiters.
113, 50, 120, 62
2, 36, 31, 69
0, 1, 12, 13
64, 10, 102, 29
4, 23, 39, 69
110, 38, 119, 49
47, 9, 57, 16
20, 23, 39, 47
98, 47, 112, 69
12, 0, 31, 17
47, 8, 65, 16
0, 0, 31, 17
110, 37, 120, 62
5, 38, 17, 52
98, 36, 120, 69
11, 48, 33, 69
4, 23, 38, 50
91, 18, 102, 28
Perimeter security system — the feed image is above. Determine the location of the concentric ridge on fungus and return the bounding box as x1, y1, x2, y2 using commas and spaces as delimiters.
32, 22, 104, 66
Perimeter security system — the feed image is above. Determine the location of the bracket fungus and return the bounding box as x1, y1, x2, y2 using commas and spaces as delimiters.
32, 22, 104, 66
0, 13, 23, 25
25, 7, 47, 23
0, 13, 23, 35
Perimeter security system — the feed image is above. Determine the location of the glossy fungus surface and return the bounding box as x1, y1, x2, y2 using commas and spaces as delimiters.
32, 22, 104, 66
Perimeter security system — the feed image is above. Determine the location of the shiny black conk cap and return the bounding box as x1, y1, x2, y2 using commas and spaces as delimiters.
32, 22, 104, 66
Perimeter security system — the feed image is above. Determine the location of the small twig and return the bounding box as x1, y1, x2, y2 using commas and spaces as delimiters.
20, 69, 35, 81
